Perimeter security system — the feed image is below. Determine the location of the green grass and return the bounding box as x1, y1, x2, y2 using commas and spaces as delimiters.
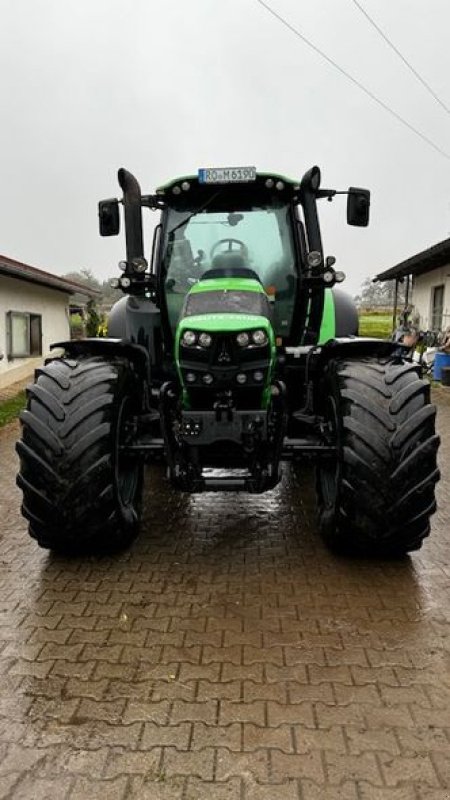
0, 391, 26, 428
358, 313, 392, 340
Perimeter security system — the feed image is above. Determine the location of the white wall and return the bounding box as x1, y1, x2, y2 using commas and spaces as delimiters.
412, 264, 450, 331
0, 275, 69, 387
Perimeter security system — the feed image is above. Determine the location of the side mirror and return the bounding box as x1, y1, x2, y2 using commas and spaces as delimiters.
347, 187, 370, 227
98, 198, 120, 236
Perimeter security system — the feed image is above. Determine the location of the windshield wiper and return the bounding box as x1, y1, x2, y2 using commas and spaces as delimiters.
167, 191, 223, 238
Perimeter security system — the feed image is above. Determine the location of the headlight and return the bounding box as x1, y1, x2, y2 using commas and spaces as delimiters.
120, 276, 131, 288
198, 332, 212, 348
252, 329, 268, 346
236, 332, 250, 347
132, 257, 148, 273
182, 330, 197, 346
307, 250, 322, 268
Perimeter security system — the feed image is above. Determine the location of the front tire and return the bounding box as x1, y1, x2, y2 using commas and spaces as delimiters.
317, 357, 440, 556
16, 356, 144, 554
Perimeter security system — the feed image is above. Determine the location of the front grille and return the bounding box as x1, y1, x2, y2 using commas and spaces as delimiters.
179, 346, 209, 364
179, 331, 272, 410
212, 336, 238, 368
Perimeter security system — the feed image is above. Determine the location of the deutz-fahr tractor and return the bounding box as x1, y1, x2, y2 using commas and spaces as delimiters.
16, 165, 440, 555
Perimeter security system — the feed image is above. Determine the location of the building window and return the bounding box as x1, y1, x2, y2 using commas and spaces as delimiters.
431, 285, 445, 331
6, 312, 42, 360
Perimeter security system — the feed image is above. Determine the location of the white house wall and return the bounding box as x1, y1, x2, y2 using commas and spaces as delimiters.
0, 275, 70, 387
412, 264, 450, 330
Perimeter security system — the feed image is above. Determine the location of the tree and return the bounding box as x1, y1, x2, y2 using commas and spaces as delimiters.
354, 277, 406, 308
62, 269, 122, 308
62, 268, 101, 291
85, 299, 103, 337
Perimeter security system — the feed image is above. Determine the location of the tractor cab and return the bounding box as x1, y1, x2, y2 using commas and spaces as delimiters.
157, 173, 300, 343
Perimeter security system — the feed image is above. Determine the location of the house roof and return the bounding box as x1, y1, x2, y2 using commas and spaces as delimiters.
374, 237, 450, 282
0, 255, 101, 297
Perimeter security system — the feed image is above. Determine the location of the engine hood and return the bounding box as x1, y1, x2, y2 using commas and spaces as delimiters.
176, 275, 273, 334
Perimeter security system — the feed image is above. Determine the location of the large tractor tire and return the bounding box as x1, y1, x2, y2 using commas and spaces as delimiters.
317, 357, 440, 556
16, 356, 144, 554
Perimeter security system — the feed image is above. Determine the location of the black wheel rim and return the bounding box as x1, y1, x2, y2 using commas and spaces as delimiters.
319, 395, 340, 510
116, 398, 140, 510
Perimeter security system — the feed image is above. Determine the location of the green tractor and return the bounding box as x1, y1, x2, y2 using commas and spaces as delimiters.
16, 165, 440, 555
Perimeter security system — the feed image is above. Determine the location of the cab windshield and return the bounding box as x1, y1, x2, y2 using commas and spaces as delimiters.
162, 203, 297, 336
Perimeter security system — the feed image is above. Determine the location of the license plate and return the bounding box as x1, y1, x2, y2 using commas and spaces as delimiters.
198, 166, 256, 184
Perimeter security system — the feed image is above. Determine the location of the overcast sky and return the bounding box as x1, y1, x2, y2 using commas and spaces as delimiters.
1, 0, 450, 295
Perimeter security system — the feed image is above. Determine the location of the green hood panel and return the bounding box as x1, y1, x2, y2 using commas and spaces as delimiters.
177, 313, 272, 334
177, 276, 273, 338
318, 288, 336, 344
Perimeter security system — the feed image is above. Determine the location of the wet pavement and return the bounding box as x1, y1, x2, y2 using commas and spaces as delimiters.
0, 389, 450, 799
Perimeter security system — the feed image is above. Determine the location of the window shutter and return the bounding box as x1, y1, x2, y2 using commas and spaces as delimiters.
6, 311, 12, 360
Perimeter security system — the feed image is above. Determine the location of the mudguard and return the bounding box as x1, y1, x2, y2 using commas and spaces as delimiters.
107, 295, 161, 366
50, 338, 151, 383
315, 337, 408, 364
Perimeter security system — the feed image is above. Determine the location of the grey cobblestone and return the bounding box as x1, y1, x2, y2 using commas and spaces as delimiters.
0, 387, 449, 797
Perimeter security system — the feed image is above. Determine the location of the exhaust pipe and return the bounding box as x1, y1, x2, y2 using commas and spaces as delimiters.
118, 168, 144, 264
299, 166, 324, 346
300, 166, 323, 256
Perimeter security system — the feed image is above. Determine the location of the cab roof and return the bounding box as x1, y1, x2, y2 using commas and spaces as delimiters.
156, 171, 300, 196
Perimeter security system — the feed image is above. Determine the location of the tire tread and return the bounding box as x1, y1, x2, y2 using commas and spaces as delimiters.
318, 356, 440, 555
16, 355, 142, 553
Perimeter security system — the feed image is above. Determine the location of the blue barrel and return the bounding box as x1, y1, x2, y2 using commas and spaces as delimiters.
433, 352, 450, 380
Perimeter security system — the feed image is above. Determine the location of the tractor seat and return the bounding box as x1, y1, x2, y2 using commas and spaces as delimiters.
211, 252, 246, 271
202, 254, 262, 283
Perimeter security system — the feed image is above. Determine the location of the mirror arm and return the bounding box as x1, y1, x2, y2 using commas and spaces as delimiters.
315, 189, 350, 200
315, 189, 336, 200
141, 194, 166, 210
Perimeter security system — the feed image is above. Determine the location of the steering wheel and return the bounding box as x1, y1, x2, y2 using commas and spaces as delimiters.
210, 238, 248, 261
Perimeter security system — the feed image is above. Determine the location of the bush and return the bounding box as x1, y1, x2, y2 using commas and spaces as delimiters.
70, 313, 85, 340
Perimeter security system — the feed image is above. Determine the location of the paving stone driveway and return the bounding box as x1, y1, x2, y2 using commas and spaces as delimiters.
0, 390, 450, 799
